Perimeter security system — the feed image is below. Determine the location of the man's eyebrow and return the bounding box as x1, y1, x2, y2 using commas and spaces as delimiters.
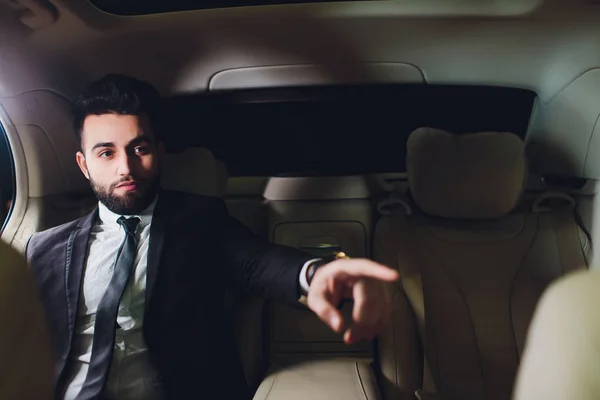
89, 135, 152, 152
91, 142, 114, 152
128, 135, 152, 146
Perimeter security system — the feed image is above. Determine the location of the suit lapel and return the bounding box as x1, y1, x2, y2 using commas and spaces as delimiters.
65, 209, 97, 344
146, 192, 169, 308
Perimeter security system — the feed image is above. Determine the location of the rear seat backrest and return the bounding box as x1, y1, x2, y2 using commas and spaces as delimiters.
160, 147, 227, 197
265, 176, 374, 363
374, 128, 588, 400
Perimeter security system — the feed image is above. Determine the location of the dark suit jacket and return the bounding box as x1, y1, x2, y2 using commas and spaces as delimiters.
26, 190, 313, 399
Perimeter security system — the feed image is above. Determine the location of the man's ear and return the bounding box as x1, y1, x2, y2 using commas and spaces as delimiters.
76, 151, 90, 180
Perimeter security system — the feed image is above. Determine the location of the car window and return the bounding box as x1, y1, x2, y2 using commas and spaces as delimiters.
0, 123, 15, 232
163, 84, 535, 177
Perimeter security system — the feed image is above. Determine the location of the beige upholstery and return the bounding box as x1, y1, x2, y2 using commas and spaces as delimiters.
375, 276, 422, 400
514, 270, 600, 400
374, 128, 587, 400
245, 177, 379, 399
266, 182, 374, 361
0, 240, 53, 400
161, 147, 228, 197
407, 128, 526, 220
253, 360, 381, 400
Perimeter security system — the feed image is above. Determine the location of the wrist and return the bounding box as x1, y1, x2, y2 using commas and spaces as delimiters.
306, 251, 350, 287
306, 260, 327, 286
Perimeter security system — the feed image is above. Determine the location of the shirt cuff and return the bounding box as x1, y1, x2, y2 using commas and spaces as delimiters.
299, 258, 322, 296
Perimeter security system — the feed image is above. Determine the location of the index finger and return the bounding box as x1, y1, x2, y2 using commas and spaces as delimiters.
307, 292, 345, 333
331, 260, 399, 282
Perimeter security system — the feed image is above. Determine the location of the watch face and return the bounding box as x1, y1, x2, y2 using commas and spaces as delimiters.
298, 235, 342, 258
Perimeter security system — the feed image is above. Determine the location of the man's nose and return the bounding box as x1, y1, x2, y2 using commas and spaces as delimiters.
116, 153, 133, 176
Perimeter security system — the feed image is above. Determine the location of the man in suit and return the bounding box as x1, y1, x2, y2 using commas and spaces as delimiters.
26, 74, 398, 400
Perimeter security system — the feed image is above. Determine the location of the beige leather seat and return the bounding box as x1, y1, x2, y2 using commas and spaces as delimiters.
264, 176, 375, 363
254, 359, 381, 400
513, 269, 600, 400
374, 128, 588, 400
0, 239, 53, 399
252, 176, 382, 400
160, 147, 228, 197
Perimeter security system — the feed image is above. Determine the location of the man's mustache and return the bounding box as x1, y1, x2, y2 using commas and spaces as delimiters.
111, 178, 146, 189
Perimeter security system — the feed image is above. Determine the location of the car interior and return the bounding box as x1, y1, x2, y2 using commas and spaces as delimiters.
0, 0, 598, 399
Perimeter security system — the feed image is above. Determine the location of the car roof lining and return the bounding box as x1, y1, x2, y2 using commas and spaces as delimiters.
0, 0, 599, 179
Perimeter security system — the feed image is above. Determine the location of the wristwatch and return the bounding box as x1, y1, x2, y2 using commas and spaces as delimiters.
306, 251, 350, 286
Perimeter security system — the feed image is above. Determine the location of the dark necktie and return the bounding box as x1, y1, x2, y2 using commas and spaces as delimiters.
75, 216, 141, 400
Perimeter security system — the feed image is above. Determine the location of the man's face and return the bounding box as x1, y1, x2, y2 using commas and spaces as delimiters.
76, 113, 163, 215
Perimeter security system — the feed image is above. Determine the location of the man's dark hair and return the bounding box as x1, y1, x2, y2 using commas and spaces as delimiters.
73, 74, 163, 147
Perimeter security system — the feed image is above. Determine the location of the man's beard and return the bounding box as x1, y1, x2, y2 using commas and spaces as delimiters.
89, 174, 160, 215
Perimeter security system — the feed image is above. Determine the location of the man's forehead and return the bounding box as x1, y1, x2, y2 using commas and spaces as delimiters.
81, 113, 154, 149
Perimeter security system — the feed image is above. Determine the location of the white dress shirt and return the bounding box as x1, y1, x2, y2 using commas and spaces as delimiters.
63, 197, 164, 400
62, 196, 315, 400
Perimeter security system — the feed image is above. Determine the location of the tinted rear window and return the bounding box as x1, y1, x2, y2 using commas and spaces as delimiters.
163, 84, 536, 177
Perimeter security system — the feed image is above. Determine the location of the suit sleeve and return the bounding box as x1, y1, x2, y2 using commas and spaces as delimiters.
214, 199, 314, 304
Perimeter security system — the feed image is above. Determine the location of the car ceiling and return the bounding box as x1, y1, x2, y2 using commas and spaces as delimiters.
0, 0, 599, 178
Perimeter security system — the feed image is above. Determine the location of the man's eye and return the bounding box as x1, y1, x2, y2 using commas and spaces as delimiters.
99, 151, 113, 158
134, 146, 150, 155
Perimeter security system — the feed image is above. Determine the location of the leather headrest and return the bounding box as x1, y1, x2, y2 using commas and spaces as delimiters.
161, 147, 228, 197
407, 127, 526, 219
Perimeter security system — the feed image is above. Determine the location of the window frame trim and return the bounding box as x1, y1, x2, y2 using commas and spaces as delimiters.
0, 104, 28, 246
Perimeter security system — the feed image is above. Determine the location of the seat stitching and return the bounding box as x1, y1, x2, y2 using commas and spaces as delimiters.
509, 214, 539, 360
423, 215, 536, 398
375, 222, 402, 398
399, 220, 442, 393
553, 213, 568, 275
355, 362, 369, 400
417, 226, 485, 396
263, 370, 281, 400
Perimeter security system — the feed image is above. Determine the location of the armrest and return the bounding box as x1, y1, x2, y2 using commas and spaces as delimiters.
253, 359, 381, 400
